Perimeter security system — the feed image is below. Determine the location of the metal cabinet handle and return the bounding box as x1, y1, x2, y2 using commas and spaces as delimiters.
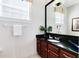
63, 54, 71, 58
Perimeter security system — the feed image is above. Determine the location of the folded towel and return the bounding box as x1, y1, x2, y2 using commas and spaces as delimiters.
13, 24, 23, 36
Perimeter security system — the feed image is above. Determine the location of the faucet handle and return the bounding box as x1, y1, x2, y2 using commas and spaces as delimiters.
55, 37, 60, 40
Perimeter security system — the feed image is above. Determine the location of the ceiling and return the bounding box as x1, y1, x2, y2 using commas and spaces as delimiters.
61, 0, 79, 7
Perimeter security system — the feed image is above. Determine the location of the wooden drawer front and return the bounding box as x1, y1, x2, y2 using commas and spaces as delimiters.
37, 38, 44, 41
40, 38, 45, 40
37, 38, 41, 40
60, 50, 76, 58
48, 50, 59, 58
48, 44, 59, 54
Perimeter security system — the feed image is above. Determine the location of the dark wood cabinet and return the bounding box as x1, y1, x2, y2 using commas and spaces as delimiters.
48, 43, 59, 58
48, 50, 59, 58
37, 38, 47, 58
37, 38, 41, 55
37, 37, 78, 58
40, 40, 47, 58
40, 48, 47, 58
60, 49, 77, 58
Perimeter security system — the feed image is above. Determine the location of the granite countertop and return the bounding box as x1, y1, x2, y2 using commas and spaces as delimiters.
48, 39, 79, 55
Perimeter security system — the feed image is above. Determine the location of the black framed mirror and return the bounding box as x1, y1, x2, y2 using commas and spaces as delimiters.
45, 0, 79, 36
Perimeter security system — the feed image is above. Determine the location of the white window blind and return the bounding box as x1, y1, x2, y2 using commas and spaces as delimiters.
55, 12, 64, 24
0, 0, 31, 20
55, 6, 64, 25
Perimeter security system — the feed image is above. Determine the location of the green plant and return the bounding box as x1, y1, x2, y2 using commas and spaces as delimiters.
39, 25, 52, 33
39, 26, 46, 32
47, 26, 52, 33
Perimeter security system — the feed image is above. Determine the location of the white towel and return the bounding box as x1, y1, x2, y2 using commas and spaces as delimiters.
13, 24, 23, 36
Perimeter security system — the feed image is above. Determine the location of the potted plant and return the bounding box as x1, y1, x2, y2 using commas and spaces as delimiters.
39, 25, 52, 33
47, 26, 52, 33
39, 25, 46, 33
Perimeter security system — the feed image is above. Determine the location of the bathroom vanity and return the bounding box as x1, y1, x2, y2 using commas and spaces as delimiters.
36, 33, 79, 58
38, 0, 79, 58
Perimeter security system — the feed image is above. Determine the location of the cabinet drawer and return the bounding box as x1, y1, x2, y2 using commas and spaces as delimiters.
48, 50, 59, 58
60, 49, 76, 58
48, 44, 59, 54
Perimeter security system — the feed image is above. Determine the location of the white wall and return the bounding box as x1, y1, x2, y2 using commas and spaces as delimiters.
67, 3, 79, 36
0, 0, 46, 58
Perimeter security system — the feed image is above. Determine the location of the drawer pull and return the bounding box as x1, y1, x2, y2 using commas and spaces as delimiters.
63, 54, 71, 58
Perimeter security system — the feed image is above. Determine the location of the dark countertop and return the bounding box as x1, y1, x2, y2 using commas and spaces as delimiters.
36, 33, 79, 55
48, 39, 79, 55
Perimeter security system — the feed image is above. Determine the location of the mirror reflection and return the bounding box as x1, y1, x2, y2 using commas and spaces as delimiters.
47, 0, 79, 36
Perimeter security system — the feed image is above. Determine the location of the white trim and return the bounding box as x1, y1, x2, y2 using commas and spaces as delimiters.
0, 16, 31, 23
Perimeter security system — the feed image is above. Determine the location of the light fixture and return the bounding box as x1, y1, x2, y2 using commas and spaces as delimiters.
52, 0, 65, 7
56, 2, 61, 6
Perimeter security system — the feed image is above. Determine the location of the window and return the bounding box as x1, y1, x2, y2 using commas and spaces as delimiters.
55, 6, 64, 25
0, 0, 31, 20
55, 12, 64, 24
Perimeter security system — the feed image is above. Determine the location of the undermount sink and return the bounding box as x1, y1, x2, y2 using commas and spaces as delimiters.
48, 39, 60, 43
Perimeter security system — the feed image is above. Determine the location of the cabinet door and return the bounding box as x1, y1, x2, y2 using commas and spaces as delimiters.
40, 49, 47, 58
48, 50, 59, 58
41, 40, 47, 49
40, 40, 47, 58
60, 49, 77, 58
37, 39, 40, 55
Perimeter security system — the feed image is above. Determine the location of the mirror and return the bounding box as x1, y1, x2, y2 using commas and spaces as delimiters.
47, 0, 79, 36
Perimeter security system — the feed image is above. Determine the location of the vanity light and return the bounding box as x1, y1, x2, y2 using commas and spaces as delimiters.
52, 0, 64, 7
56, 2, 61, 6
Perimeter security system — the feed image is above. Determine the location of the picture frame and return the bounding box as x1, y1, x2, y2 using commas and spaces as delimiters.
72, 17, 79, 31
